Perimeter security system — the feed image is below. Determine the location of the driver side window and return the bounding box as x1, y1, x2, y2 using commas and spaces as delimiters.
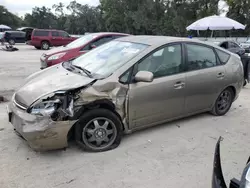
137, 44, 183, 78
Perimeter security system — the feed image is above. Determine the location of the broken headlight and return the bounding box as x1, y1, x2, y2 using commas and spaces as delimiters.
30, 99, 61, 116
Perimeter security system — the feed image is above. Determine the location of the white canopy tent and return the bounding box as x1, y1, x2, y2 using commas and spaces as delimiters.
0, 24, 11, 29
186, 15, 246, 38
186, 15, 246, 31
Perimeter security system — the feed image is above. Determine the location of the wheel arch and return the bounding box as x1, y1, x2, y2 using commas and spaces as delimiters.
227, 85, 236, 100
67, 99, 124, 140
41, 40, 50, 46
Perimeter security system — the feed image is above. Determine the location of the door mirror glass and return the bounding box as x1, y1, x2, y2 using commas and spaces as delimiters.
135, 71, 153, 82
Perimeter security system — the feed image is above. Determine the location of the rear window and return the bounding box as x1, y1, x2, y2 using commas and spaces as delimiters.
33, 30, 49, 37
215, 49, 230, 64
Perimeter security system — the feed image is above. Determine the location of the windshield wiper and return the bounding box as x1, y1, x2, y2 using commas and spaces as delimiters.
73, 65, 93, 78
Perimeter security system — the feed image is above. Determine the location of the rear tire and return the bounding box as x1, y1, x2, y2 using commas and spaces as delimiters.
211, 87, 234, 116
75, 108, 123, 152
9, 39, 15, 45
41, 41, 50, 50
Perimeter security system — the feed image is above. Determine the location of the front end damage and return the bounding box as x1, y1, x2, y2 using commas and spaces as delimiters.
8, 80, 129, 151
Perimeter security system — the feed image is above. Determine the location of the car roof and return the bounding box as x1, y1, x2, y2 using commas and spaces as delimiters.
117, 35, 224, 47
5, 31, 25, 34
86, 32, 129, 36
17, 27, 34, 30
33, 29, 65, 32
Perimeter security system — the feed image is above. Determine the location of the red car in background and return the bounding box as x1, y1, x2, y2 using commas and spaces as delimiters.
40, 32, 129, 69
27, 29, 77, 50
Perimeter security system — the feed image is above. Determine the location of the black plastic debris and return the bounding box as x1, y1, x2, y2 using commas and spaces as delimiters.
2, 44, 19, 52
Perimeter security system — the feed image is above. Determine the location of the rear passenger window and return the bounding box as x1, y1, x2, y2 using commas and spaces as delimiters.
186, 44, 217, 71
52, 31, 59, 37
34, 30, 49, 36
215, 49, 230, 64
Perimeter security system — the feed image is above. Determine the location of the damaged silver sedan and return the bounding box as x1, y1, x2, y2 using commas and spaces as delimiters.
7, 36, 244, 151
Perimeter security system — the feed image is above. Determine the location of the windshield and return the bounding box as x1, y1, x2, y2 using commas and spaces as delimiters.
72, 41, 148, 77
66, 33, 100, 48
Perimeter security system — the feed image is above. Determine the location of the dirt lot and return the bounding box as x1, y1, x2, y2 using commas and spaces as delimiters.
0, 45, 250, 188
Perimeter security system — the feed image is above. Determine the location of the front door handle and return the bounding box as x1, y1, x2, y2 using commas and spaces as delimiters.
174, 82, 185, 89
217, 72, 225, 78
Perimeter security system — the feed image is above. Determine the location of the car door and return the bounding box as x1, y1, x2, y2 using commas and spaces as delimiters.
184, 43, 226, 114
128, 43, 186, 129
51, 31, 61, 46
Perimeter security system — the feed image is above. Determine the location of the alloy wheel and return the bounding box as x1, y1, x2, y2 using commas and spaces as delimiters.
217, 90, 231, 112
42, 42, 49, 50
82, 117, 117, 150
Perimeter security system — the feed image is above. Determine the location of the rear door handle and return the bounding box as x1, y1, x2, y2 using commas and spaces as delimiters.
174, 81, 185, 89
217, 72, 225, 78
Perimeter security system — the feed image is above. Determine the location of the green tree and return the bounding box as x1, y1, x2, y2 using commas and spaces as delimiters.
52, 3, 67, 30
0, 5, 22, 29
23, 6, 57, 29
225, 0, 249, 36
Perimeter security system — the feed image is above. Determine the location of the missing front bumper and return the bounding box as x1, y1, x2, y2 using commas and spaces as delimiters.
7, 103, 76, 151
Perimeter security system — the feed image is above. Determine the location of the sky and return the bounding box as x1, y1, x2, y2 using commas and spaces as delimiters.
0, 0, 100, 16
0, 0, 228, 17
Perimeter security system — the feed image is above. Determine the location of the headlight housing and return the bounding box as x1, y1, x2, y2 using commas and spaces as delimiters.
30, 99, 61, 116
48, 53, 66, 61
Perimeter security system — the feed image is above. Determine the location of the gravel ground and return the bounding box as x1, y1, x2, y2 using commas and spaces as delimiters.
0, 45, 250, 188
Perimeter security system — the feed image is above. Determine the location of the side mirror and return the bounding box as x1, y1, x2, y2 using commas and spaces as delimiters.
134, 71, 153, 83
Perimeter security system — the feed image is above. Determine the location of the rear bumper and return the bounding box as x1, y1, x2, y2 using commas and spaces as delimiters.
7, 102, 75, 151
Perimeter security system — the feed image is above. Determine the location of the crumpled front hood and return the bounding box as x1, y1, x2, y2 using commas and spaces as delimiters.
45, 46, 71, 56
14, 64, 95, 107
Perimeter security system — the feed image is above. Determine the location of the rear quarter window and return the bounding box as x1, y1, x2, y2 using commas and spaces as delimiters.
33, 30, 49, 37
215, 49, 230, 64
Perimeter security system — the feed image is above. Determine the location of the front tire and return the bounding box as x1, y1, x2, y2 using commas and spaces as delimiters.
211, 88, 234, 116
75, 109, 123, 152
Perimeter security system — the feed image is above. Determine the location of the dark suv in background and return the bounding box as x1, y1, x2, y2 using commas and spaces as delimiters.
27, 29, 78, 50
3, 31, 26, 45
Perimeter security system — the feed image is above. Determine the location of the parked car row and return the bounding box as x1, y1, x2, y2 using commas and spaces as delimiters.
8, 35, 244, 152
0, 28, 78, 48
